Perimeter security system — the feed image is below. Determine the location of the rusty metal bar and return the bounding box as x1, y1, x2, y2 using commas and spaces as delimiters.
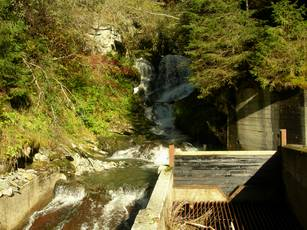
259, 204, 274, 229
229, 202, 242, 230
221, 201, 230, 229
212, 202, 218, 229
170, 201, 301, 230
205, 202, 211, 227
252, 203, 268, 229
244, 202, 258, 229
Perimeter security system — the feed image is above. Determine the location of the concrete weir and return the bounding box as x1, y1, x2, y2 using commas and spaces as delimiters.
132, 146, 307, 229
0, 171, 65, 230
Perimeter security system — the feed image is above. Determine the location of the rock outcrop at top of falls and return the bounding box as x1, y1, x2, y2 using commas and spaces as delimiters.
87, 24, 123, 55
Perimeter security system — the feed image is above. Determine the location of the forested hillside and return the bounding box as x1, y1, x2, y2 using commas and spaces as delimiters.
0, 0, 175, 163
0, 0, 306, 164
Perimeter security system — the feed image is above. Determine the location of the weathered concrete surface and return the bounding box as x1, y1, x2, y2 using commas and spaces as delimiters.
0, 172, 65, 230
281, 145, 307, 229
174, 151, 277, 195
132, 167, 173, 230
173, 186, 227, 202
175, 150, 276, 156
228, 87, 306, 150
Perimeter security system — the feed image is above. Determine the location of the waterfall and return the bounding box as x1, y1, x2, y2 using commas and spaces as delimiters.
135, 55, 194, 140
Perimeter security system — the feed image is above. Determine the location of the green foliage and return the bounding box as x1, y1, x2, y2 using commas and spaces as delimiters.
178, 0, 259, 97
0, 0, 151, 160
0, 16, 29, 90
91, 0, 178, 60
176, 0, 307, 97
251, 0, 307, 89
74, 71, 134, 135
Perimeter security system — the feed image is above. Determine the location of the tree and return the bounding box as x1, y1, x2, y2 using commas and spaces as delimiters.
178, 0, 258, 97
0, 0, 29, 91
251, 0, 307, 90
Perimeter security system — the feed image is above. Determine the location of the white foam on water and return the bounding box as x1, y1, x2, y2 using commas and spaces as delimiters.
24, 185, 86, 230
80, 222, 100, 230
110, 144, 169, 166
134, 58, 155, 100
80, 187, 146, 230
150, 145, 169, 165
101, 187, 146, 230
109, 146, 141, 160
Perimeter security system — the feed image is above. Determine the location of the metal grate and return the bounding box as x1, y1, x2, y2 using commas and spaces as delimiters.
168, 201, 302, 230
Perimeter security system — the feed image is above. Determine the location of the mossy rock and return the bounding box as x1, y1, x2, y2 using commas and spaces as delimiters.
97, 135, 135, 154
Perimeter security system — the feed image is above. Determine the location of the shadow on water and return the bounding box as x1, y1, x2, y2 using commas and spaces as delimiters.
115, 186, 154, 230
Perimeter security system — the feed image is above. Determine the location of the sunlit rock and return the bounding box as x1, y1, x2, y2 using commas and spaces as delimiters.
87, 24, 123, 55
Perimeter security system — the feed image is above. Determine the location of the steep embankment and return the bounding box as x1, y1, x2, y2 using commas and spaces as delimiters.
0, 0, 178, 171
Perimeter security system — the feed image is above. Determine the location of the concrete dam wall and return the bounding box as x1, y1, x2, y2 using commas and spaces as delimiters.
228, 87, 307, 150
133, 146, 307, 229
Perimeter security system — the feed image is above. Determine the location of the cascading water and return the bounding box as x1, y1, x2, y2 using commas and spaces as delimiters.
25, 55, 196, 230
135, 55, 194, 140
24, 184, 87, 230
25, 162, 158, 230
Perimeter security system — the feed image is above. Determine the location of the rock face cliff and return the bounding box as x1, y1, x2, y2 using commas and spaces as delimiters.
87, 25, 123, 54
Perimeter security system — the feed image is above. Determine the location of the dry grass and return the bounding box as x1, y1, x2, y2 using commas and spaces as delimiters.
167, 201, 217, 230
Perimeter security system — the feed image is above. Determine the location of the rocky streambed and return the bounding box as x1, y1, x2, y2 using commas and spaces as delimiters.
14, 141, 174, 230
0, 169, 39, 197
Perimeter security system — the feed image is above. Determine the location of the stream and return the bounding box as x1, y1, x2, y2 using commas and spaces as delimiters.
23, 55, 195, 230
24, 157, 160, 230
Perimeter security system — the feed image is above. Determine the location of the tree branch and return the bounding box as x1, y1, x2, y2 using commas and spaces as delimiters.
22, 58, 75, 110
124, 6, 180, 20
22, 58, 43, 107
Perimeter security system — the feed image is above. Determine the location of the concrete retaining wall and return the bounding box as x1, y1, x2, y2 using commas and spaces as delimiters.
228, 87, 306, 150
281, 145, 307, 229
132, 150, 283, 229
0, 172, 64, 230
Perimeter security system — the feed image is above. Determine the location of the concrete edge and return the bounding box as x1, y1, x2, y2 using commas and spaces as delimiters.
0, 172, 65, 229
175, 150, 277, 156
132, 166, 173, 230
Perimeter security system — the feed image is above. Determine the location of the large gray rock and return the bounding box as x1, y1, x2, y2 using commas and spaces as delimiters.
87, 25, 123, 54
71, 152, 117, 176
0, 169, 38, 197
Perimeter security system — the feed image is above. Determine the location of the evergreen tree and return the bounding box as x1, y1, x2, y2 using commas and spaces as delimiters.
179, 0, 258, 97
251, 0, 307, 90
0, 0, 29, 91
